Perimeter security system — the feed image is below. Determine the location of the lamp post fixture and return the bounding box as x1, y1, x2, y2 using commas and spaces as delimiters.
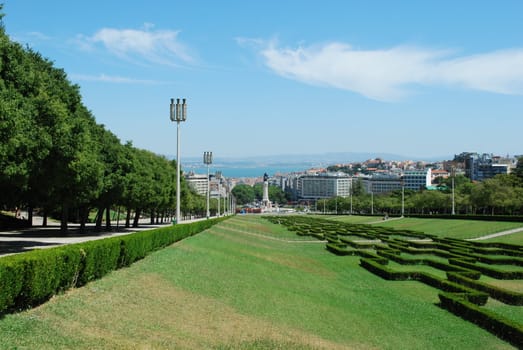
451, 167, 456, 215
401, 177, 405, 217
350, 177, 353, 215
216, 171, 221, 217
170, 98, 187, 224
371, 190, 374, 215
203, 151, 213, 219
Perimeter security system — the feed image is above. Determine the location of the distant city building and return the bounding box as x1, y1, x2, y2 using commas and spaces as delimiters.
296, 173, 352, 200
403, 169, 432, 191
431, 169, 450, 182
185, 173, 208, 195
361, 174, 402, 194
464, 153, 512, 181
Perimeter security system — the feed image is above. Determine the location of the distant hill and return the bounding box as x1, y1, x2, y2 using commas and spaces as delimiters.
178, 152, 450, 168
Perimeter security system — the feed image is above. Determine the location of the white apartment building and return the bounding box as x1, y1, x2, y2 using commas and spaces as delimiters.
362, 175, 402, 194
297, 174, 352, 199
185, 173, 208, 196
403, 169, 432, 191
361, 169, 432, 194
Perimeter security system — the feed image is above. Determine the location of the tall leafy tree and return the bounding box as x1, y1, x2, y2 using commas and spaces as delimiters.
232, 184, 255, 205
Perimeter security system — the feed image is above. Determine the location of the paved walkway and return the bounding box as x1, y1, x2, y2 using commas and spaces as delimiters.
0, 215, 212, 257
465, 226, 523, 241
2, 215, 521, 257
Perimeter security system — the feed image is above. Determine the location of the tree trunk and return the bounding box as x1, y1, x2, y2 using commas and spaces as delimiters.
42, 209, 48, 227
150, 209, 155, 225
79, 206, 88, 233
27, 206, 33, 227
132, 208, 141, 228
95, 206, 104, 230
60, 204, 69, 234
125, 208, 131, 228
105, 205, 111, 230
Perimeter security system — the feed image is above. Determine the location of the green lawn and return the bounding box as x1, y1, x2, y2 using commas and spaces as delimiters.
0, 216, 516, 349
329, 215, 523, 244
483, 233, 523, 245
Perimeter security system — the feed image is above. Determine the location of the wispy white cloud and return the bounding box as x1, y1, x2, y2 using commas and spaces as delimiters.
77, 25, 194, 67
70, 73, 165, 85
248, 40, 523, 101
12, 31, 51, 46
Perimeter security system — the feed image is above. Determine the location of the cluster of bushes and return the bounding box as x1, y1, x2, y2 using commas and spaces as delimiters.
266, 215, 523, 347
0, 218, 226, 314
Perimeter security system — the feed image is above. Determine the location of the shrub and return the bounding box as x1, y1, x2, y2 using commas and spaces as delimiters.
439, 292, 523, 348
447, 272, 523, 305
0, 217, 226, 315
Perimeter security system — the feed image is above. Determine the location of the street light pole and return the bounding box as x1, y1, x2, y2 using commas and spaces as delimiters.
170, 98, 187, 224
401, 178, 405, 217
371, 190, 374, 215
203, 151, 212, 219
216, 171, 221, 217
451, 167, 456, 215
350, 177, 353, 215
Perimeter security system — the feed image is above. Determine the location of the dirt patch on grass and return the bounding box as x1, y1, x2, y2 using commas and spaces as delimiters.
246, 250, 337, 278
36, 273, 364, 349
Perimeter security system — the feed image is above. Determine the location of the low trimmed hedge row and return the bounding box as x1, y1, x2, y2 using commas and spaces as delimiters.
439, 292, 523, 348
0, 217, 226, 315
325, 243, 388, 264
359, 258, 488, 305
449, 258, 523, 279
447, 272, 523, 306
468, 253, 523, 267
405, 213, 523, 223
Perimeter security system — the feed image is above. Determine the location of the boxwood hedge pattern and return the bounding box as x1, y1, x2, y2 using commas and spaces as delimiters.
0, 217, 227, 315
265, 215, 523, 348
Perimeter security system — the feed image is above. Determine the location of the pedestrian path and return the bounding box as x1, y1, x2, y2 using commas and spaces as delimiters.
466, 226, 523, 241
0, 215, 214, 257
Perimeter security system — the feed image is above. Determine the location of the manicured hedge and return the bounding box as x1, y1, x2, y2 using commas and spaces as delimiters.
449, 258, 523, 279
405, 213, 523, 223
439, 292, 523, 348
359, 258, 488, 305
0, 217, 226, 315
469, 253, 523, 267
447, 272, 523, 306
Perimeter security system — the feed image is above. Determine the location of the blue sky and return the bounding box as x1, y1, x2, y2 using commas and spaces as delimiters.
3, 0, 523, 160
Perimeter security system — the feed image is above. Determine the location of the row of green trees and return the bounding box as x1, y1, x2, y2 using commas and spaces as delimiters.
317, 169, 523, 216
0, 10, 208, 232
231, 183, 289, 206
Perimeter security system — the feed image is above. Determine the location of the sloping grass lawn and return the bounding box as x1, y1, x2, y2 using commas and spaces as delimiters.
0, 216, 515, 349
484, 233, 523, 245
329, 215, 523, 240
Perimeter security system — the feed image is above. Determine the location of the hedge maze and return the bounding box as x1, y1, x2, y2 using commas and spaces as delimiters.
265, 216, 523, 348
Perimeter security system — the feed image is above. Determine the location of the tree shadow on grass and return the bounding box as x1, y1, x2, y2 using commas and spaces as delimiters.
0, 240, 62, 255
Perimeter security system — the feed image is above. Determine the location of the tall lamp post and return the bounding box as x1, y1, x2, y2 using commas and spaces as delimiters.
170, 98, 187, 224
451, 167, 456, 215
216, 171, 221, 217
203, 151, 213, 219
401, 177, 405, 217
350, 177, 353, 215
371, 190, 374, 215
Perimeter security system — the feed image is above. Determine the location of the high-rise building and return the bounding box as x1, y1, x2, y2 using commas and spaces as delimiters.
297, 174, 352, 199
